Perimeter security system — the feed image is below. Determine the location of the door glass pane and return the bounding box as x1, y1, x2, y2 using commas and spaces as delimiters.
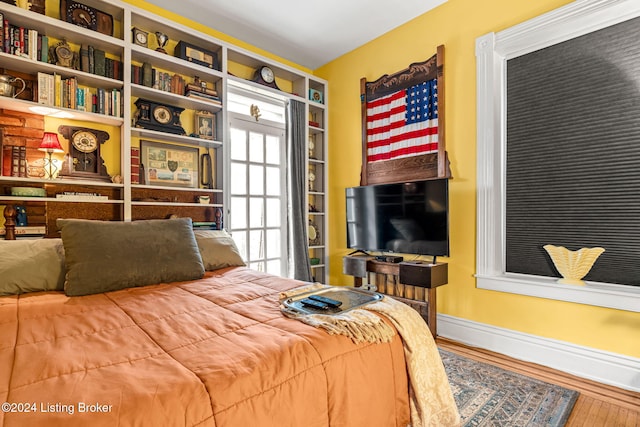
249, 165, 264, 195
265, 166, 280, 196
266, 229, 280, 258
266, 198, 280, 227
230, 197, 247, 230
250, 261, 265, 272
265, 135, 280, 165
230, 162, 246, 195
249, 132, 264, 163
230, 128, 247, 161
249, 198, 264, 228
249, 230, 264, 261
232, 231, 248, 261
266, 260, 280, 275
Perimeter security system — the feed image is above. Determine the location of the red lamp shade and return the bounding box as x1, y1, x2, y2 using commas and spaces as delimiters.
38, 132, 64, 153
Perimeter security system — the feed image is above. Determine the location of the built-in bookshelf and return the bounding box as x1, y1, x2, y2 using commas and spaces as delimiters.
0, 0, 328, 282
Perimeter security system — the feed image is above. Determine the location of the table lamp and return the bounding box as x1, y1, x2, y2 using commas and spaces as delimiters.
38, 132, 64, 179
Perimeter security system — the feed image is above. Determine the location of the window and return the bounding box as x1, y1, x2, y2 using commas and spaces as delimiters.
475, 0, 640, 312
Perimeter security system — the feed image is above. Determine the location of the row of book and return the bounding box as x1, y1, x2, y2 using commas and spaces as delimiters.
37, 72, 123, 117
0, 13, 48, 62
131, 63, 222, 106
131, 63, 187, 95
79, 45, 123, 80
0, 14, 124, 81
1, 145, 27, 177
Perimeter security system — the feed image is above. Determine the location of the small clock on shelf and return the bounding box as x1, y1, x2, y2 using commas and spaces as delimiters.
132, 27, 149, 48
58, 126, 111, 181
133, 99, 186, 135
252, 66, 280, 90
309, 219, 320, 246
49, 39, 75, 68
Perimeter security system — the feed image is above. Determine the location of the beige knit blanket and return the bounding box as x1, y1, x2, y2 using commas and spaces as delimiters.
280, 285, 460, 427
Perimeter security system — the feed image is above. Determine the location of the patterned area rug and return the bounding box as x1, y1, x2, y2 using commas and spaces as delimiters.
439, 349, 579, 427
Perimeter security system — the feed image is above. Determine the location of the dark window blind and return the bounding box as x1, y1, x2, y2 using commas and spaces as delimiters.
505, 16, 640, 286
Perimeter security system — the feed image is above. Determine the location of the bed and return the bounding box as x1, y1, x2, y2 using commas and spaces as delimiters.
0, 218, 459, 427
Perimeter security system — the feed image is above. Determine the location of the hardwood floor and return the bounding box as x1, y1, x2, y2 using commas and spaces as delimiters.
436, 337, 640, 426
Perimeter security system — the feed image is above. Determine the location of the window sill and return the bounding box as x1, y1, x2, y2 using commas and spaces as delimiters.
476, 273, 640, 313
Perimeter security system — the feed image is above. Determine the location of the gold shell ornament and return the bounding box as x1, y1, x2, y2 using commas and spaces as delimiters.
543, 245, 605, 285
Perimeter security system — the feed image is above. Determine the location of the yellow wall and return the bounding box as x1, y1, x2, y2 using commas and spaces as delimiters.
315, 0, 640, 358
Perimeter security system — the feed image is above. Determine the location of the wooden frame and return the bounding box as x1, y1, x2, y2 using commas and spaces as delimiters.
360, 45, 449, 186
195, 111, 215, 140
140, 140, 198, 188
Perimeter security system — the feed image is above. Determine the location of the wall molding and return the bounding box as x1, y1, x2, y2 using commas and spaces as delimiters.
438, 313, 640, 392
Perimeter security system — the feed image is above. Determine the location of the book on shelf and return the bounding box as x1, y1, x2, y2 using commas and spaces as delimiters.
0, 225, 46, 236
5, 146, 27, 177
185, 91, 222, 106
56, 192, 108, 201
192, 221, 218, 230
185, 83, 218, 97
131, 147, 140, 184
2, 144, 12, 177
94, 49, 106, 77
40, 34, 48, 63
18, 146, 26, 177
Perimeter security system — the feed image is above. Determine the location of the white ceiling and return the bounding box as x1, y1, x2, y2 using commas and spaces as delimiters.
144, 0, 447, 69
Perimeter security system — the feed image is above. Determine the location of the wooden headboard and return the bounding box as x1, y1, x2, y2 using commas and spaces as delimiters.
360, 45, 450, 185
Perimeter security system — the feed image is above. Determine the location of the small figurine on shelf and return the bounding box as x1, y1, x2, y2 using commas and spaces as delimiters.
15, 205, 27, 226
155, 32, 169, 54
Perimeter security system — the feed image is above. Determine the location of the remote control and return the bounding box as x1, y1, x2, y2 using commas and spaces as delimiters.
309, 294, 343, 308
300, 298, 329, 310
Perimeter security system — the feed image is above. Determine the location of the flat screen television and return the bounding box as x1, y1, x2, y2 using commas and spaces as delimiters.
345, 178, 449, 256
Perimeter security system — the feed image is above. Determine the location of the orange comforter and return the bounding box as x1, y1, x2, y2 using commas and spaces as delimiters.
0, 267, 410, 426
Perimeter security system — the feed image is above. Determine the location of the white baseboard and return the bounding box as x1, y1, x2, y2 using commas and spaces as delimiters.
437, 314, 640, 392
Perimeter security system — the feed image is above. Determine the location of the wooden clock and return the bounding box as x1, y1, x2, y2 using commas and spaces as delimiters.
253, 66, 280, 90
133, 98, 186, 135
58, 126, 111, 181
60, 0, 114, 36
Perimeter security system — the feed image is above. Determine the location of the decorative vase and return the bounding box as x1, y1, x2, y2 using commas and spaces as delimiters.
543, 245, 605, 285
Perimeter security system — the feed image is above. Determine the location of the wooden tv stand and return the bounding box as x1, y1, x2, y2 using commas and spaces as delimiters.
343, 255, 448, 337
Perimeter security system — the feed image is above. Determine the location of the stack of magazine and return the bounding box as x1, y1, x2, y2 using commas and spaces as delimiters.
184, 83, 221, 107
192, 221, 218, 231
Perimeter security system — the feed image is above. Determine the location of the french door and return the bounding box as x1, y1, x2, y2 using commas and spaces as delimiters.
228, 114, 287, 276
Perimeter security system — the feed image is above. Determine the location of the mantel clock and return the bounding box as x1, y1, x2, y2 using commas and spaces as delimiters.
58, 125, 111, 181
133, 98, 186, 135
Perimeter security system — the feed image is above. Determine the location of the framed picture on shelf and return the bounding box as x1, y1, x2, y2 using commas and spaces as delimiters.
195, 111, 215, 140
140, 140, 199, 188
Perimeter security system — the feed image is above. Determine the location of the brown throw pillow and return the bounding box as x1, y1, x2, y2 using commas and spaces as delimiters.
58, 218, 204, 296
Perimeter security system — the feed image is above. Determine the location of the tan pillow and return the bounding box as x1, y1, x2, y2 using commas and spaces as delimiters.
194, 230, 245, 270
0, 239, 66, 295
58, 218, 205, 296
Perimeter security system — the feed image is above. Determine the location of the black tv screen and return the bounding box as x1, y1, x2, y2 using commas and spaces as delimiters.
346, 179, 449, 256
